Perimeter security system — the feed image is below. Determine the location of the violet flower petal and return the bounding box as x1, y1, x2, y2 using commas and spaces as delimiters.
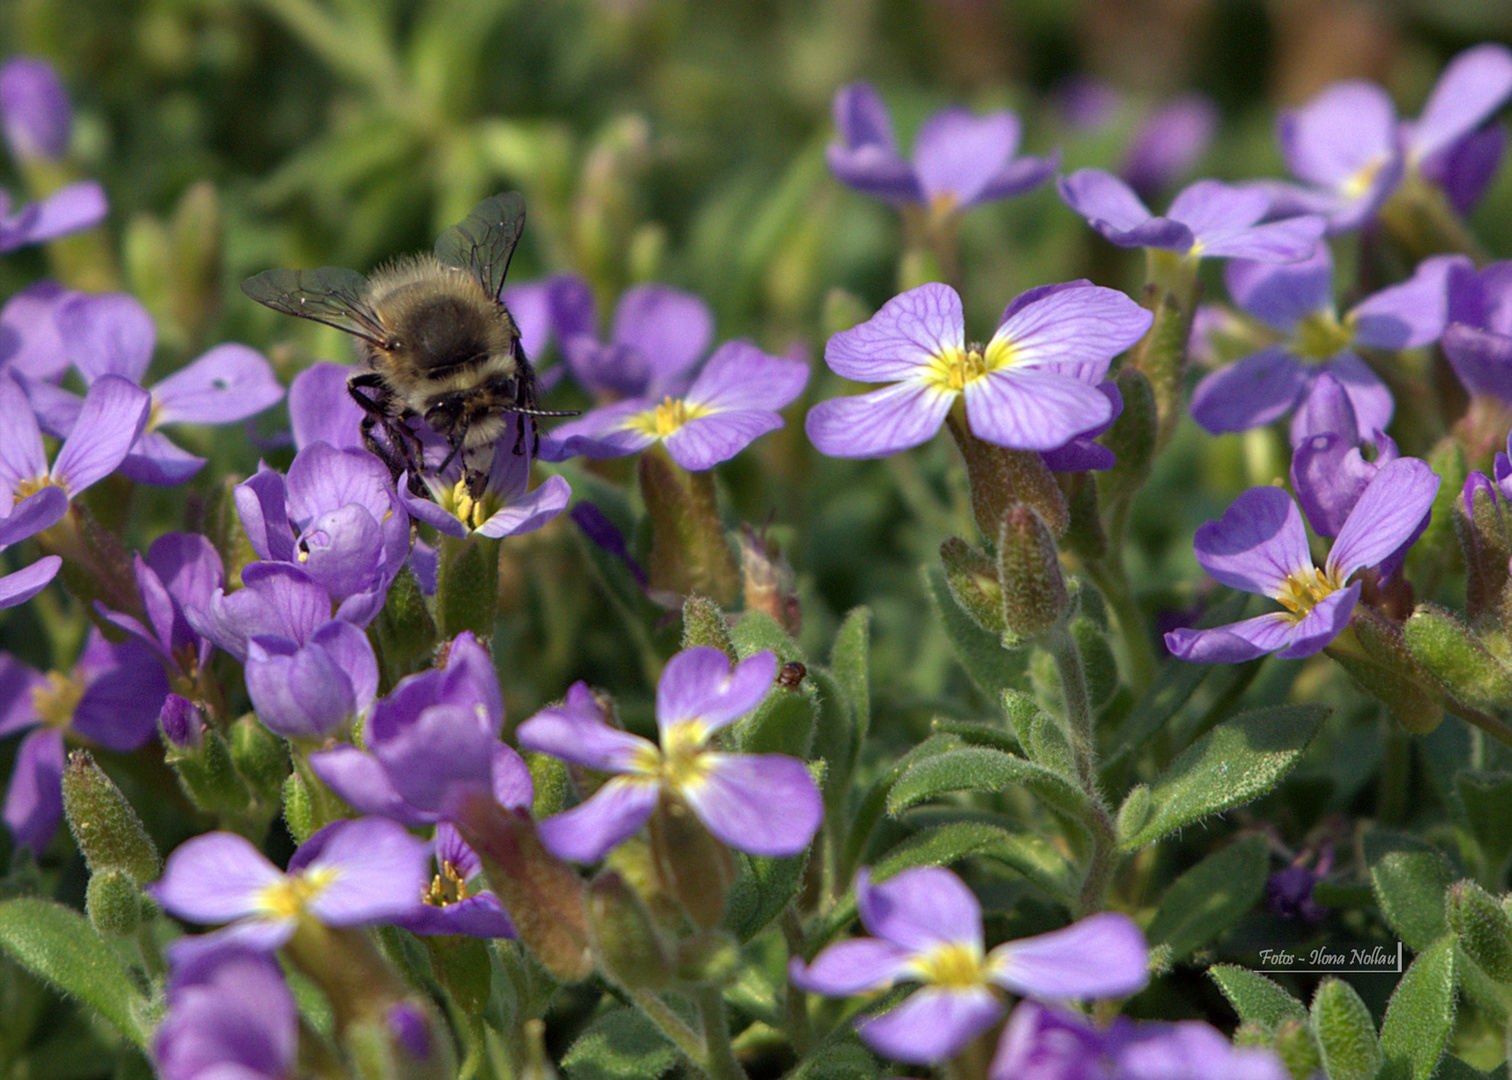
656, 647, 776, 735
682, 752, 821, 856
151, 344, 284, 425
987, 911, 1149, 999
1189, 346, 1308, 434
1325, 457, 1440, 579
537, 776, 661, 864
805, 380, 953, 459
1164, 614, 1298, 663
1192, 485, 1311, 596
152, 832, 282, 924
0, 556, 61, 609
4, 727, 65, 853
912, 108, 1018, 207
860, 985, 1004, 1065
1407, 43, 1512, 164
49, 374, 152, 494
825, 282, 963, 383
789, 937, 913, 995
56, 291, 154, 383
858, 865, 983, 951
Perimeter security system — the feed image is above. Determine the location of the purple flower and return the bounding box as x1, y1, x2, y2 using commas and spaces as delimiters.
96, 532, 224, 679
400, 434, 571, 538
989, 1000, 1290, 1080
555, 279, 713, 401
0, 281, 72, 382
288, 361, 365, 452
310, 633, 522, 826
542, 340, 808, 470
1442, 259, 1512, 402
24, 292, 283, 484
1263, 43, 1512, 232
245, 619, 379, 740
151, 817, 431, 953
1289, 372, 1401, 540
0, 181, 105, 251
1057, 169, 1324, 263
789, 866, 1148, 1066
0, 371, 150, 544
1120, 94, 1218, 199
190, 561, 346, 663
1191, 246, 1459, 439
827, 82, 1056, 215
806, 281, 1150, 459
517, 647, 822, 862
1164, 457, 1440, 663
234, 442, 411, 624
0, 630, 168, 852
391, 822, 519, 938
153, 943, 297, 1080
0, 57, 72, 162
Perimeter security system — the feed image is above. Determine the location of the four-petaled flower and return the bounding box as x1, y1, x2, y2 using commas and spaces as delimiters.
789, 866, 1149, 1065
806, 281, 1150, 459
516, 647, 822, 862
1165, 457, 1440, 663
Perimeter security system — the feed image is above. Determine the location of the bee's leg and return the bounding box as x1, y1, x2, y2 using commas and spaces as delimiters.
349, 375, 427, 496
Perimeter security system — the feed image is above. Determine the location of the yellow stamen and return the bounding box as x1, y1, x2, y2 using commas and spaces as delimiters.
910, 940, 988, 988
13, 476, 55, 504
1275, 564, 1349, 621
422, 860, 470, 908
256, 865, 338, 918
31, 671, 85, 729
923, 338, 1017, 395
626, 397, 711, 439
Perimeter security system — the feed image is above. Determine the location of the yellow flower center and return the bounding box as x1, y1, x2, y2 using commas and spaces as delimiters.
655, 719, 715, 789
449, 478, 487, 531
1275, 564, 1349, 621
1293, 311, 1353, 362
422, 860, 471, 908
13, 475, 56, 503
31, 671, 85, 729
923, 339, 1017, 394
1342, 158, 1383, 200
910, 940, 988, 988
626, 397, 711, 439
255, 865, 338, 919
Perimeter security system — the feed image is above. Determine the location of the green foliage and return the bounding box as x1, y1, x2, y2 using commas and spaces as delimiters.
1146, 835, 1268, 961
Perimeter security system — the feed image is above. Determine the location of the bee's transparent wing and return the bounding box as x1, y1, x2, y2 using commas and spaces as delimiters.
240, 267, 389, 345
434, 192, 525, 302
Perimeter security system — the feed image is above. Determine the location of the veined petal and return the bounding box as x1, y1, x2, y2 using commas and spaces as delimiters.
1326, 457, 1440, 579
308, 745, 432, 826
1056, 168, 1156, 234
1198, 214, 1324, 262
1316, 353, 1393, 447
789, 937, 914, 995
610, 284, 713, 388
1167, 180, 1268, 237
1408, 43, 1512, 163
805, 380, 953, 459
913, 108, 1018, 207
1351, 255, 1462, 349
963, 368, 1114, 451
992, 283, 1152, 375
300, 818, 431, 927
681, 752, 821, 856
0, 486, 67, 547
536, 776, 660, 864
516, 683, 655, 772
56, 291, 155, 383
986, 911, 1148, 999
857, 985, 1004, 1066
1164, 613, 1298, 663
663, 410, 783, 471
116, 431, 207, 486
152, 832, 282, 924
49, 375, 151, 494
687, 341, 809, 412
474, 474, 571, 539
1193, 485, 1311, 597
657, 648, 776, 735
151, 343, 284, 425
4, 727, 65, 853
0, 374, 48, 491
1189, 347, 1308, 435
825, 283, 963, 383
1225, 248, 1334, 330
1278, 81, 1398, 189
1273, 584, 1360, 658
858, 866, 984, 953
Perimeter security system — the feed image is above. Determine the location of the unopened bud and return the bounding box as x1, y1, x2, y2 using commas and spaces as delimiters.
682, 594, 736, 660
158, 693, 203, 750
373, 565, 438, 682
1128, 276, 1199, 450
997, 504, 1070, 640
940, 537, 1007, 638
229, 713, 289, 803
62, 750, 159, 883
738, 526, 801, 634
86, 867, 146, 937
168, 721, 248, 815
589, 870, 674, 991
674, 927, 741, 986
1116, 784, 1152, 845
946, 413, 1069, 539
640, 450, 739, 605
1404, 604, 1512, 710
1309, 978, 1382, 1080
1332, 613, 1443, 734
282, 770, 316, 844
1098, 368, 1158, 506
1447, 880, 1512, 984
1456, 473, 1511, 625
0, 57, 72, 162
649, 797, 736, 930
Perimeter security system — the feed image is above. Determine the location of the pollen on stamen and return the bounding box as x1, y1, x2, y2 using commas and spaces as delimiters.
923, 339, 1015, 394
627, 396, 711, 439
1275, 566, 1346, 620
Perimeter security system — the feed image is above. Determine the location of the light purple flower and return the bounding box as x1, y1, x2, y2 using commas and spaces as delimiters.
151, 817, 431, 953
390, 822, 519, 938
1191, 247, 1459, 439
555, 278, 713, 401
789, 866, 1149, 1066
153, 943, 297, 1080
1121, 93, 1218, 199
25, 292, 283, 484
806, 281, 1150, 459
1164, 457, 1440, 663
828, 82, 1056, 214
517, 647, 821, 862
0, 181, 105, 252
1289, 372, 1401, 540
542, 339, 808, 470
234, 442, 411, 623
245, 619, 379, 740
1442, 259, 1512, 402
0, 281, 72, 381
0, 57, 72, 162
310, 633, 523, 827
96, 532, 224, 679
0, 629, 168, 853
989, 1000, 1290, 1080
1262, 43, 1512, 232
189, 561, 342, 664
288, 361, 365, 452
1057, 169, 1324, 263
400, 434, 571, 538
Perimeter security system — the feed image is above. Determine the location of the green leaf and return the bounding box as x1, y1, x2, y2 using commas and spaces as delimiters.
1455, 771, 1512, 882
822, 606, 872, 791
725, 845, 810, 943
926, 565, 1030, 701
888, 746, 1091, 829
562, 1005, 679, 1080
1147, 836, 1269, 961
730, 609, 804, 664
1116, 703, 1328, 852
974, 829, 1079, 904
1364, 830, 1457, 951
784, 1041, 880, 1080
837, 732, 964, 886
0, 898, 149, 1048
1379, 935, 1457, 1080
1208, 964, 1308, 1030
1310, 977, 1383, 1080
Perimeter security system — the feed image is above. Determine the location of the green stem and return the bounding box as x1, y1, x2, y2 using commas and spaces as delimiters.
1083, 551, 1156, 699
779, 908, 815, 1057
1377, 715, 1410, 826
627, 988, 715, 1079
693, 983, 750, 1080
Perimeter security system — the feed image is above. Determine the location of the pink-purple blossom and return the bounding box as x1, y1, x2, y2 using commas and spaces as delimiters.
153, 943, 297, 1080
806, 281, 1150, 459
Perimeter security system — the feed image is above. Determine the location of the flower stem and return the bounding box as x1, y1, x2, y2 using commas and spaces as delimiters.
694, 983, 751, 1080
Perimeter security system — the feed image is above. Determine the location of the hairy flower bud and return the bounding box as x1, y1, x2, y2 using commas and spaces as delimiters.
1447, 879, 1512, 984
86, 868, 145, 937
1404, 604, 1512, 711
649, 797, 737, 931
946, 413, 1069, 539
997, 504, 1070, 640
588, 870, 674, 991
62, 750, 159, 883
940, 537, 1007, 638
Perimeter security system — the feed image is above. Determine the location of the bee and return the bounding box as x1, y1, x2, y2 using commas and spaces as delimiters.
242, 192, 575, 498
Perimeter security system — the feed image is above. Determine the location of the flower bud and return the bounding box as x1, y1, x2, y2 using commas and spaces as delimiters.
1447, 879, 1512, 984
372, 564, 438, 683
1060, 473, 1106, 561
436, 533, 501, 642
588, 870, 674, 991
1455, 473, 1511, 625
997, 504, 1070, 640
158, 693, 203, 750
0, 58, 72, 162
1330, 613, 1443, 734
738, 525, 801, 635
673, 927, 741, 987
1116, 784, 1152, 844
1098, 368, 1158, 506
424, 935, 494, 1017
946, 413, 1069, 539
1404, 604, 1512, 711
62, 750, 159, 883
640, 450, 740, 605
1309, 977, 1382, 1080
166, 718, 249, 815
682, 593, 737, 660
1268, 1017, 1323, 1080
85, 868, 147, 938
282, 770, 316, 844
1127, 275, 1199, 449
229, 712, 290, 804
940, 537, 1007, 638
649, 796, 736, 930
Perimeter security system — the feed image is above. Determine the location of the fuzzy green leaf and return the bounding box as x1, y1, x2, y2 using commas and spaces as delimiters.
926, 565, 1029, 701
888, 746, 1091, 828
1379, 935, 1457, 1080
562, 1005, 678, 1080
1310, 977, 1383, 1080
1117, 704, 1328, 851
0, 898, 149, 1049
1455, 771, 1512, 883
1209, 964, 1308, 1030
1364, 830, 1457, 951
1147, 836, 1269, 961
